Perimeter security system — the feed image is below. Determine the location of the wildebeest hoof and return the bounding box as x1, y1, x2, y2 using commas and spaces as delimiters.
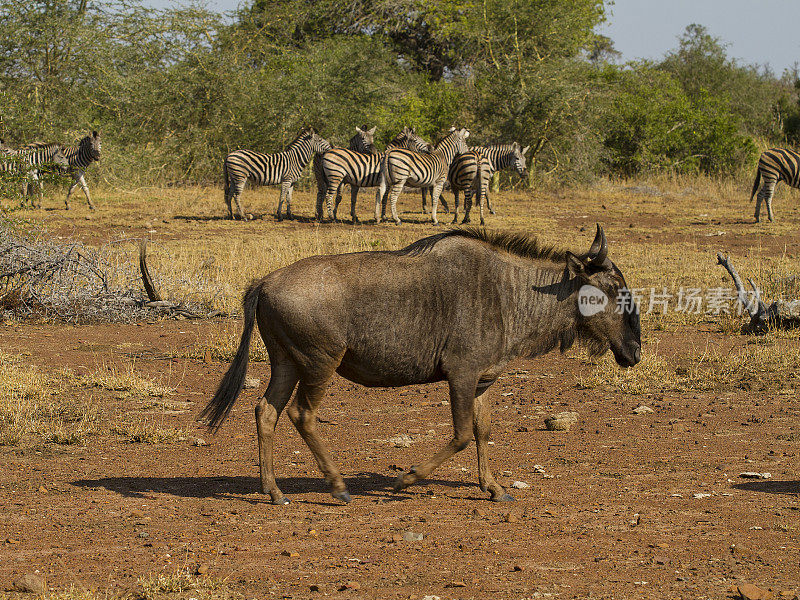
491, 493, 515, 502
332, 490, 352, 503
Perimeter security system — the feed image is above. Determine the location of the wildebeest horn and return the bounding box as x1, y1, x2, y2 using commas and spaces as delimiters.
588, 224, 607, 263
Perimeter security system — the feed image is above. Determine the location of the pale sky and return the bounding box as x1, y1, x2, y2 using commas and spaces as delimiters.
148, 0, 800, 75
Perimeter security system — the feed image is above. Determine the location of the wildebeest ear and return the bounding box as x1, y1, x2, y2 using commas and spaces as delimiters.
566, 252, 588, 278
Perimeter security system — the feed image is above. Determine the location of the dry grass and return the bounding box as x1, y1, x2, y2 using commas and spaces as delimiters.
581, 338, 800, 395
138, 568, 235, 600
82, 363, 175, 398
111, 417, 187, 444
0, 352, 100, 445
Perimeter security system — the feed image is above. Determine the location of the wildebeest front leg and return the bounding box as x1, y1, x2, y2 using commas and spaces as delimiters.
393, 377, 475, 492
255, 360, 300, 505
473, 389, 513, 501
288, 381, 351, 502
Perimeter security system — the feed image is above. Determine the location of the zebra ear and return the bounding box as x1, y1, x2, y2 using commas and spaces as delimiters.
356, 126, 363, 134
463, 129, 470, 138
522, 145, 530, 155
92, 131, 99, 138
368, 126, 376, 136
449, 126, 456, 132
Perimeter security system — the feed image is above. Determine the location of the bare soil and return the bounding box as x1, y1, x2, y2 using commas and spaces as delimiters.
1, 320, 798, 599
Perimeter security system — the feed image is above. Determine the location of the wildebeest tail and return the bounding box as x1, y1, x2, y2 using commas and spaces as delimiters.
199, 281, 260, 432
750, 168, 761, 202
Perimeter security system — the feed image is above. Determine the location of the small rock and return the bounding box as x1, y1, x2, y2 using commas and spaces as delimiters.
338, 581, 360, 591
737, 583, 773, 600
309, 584, 321, 593
243, 376, 261, 389
693, 493, 711, 499
511, 480, 530, 489
193, 438, 208, 447
390, 533, 403, 543
280, 550, 299, 557
654, 556, 668, 565
402, 531, 423, 542
532, 465, 546, 474
422, 596, 441, 600
472, 508, 487, 518
633, 405, 654, 414
37, 485, 48, 493
739, 472, 771, 479
504, 510, 521, 523
544, 411, 578, 431
512, 564, 523, 572
196, 564, 209, 575
779, 592, 797, 599
445, 581, 467, 588
138, 531, 149, 538
13, 574, 47, 594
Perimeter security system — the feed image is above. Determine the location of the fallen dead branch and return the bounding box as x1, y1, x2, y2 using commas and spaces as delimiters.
0, 218, 224, 323
716, 252, 800, 334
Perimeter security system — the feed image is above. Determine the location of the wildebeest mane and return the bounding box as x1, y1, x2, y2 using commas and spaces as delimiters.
396, 227, 568, 262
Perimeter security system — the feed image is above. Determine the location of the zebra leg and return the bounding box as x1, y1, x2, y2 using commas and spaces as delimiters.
276, 181, 289, 220
421, 187, 428, 213
375, 177, 388, 223
387, 180, 406, 225
451, 190, 461, 224
315, 180, 327, 221
430, 182, 446, 226
462, 190, 473, 224
349, 186, 360, 223
31, 172, 44, 209
486, 192, 495, 215
69, 172, 94, 210
756, 181, 775, 223
439, 189, 450, 214
286, 183, 294, 219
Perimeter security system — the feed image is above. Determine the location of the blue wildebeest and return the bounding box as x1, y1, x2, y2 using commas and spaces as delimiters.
200, 225, 641, 504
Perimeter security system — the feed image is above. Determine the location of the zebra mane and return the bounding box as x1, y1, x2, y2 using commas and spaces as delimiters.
396, 228, 568, 262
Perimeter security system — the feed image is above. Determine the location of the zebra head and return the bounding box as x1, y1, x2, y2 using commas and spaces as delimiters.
511, 142, 530, 178
400, 127, 432, 154
352, 126, 378, 155
309, 131, 333, 155
79, 131, 101, 162
445, 127, 470, 155
52, 147, 70, 170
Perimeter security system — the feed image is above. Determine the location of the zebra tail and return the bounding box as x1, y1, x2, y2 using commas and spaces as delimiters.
199, 281, 260, 432
475, 154, 485, 213
749, 169, 761, 202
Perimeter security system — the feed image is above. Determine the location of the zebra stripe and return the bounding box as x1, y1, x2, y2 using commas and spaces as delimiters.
23, 131, 101, 210
312, 125, 377, 221
448, 142, 530, 224
223, 127, 332, 220
750, 147, 800, 223
0, 143, 69, 207
316, 126, 430, 222
378, 127, 470, 225
448, 150, 492, 225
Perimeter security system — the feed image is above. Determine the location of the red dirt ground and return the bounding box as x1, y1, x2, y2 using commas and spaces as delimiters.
1, 319, 798, 599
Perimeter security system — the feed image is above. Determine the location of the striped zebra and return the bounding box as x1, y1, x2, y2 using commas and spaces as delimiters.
378, 127, 470, 225
750, 147, 800, 222
0, 143, 69, 207
448, 150, 492, 225
22, 132, 102, 210
312, 125, 377, 221
61, 131, 102, 210
315, 126, 431, 223
449, 142, 530, 224
223, 127, 332, 221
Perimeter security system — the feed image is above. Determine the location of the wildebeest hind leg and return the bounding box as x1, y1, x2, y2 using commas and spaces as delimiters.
473, 390, 513, 501
288, 379, 351, 502
255, 359, 300, 505
393, 377, 475, 493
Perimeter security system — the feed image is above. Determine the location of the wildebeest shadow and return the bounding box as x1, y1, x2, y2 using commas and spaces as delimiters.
71, 472, 475, 503
732, 480, 800, 496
